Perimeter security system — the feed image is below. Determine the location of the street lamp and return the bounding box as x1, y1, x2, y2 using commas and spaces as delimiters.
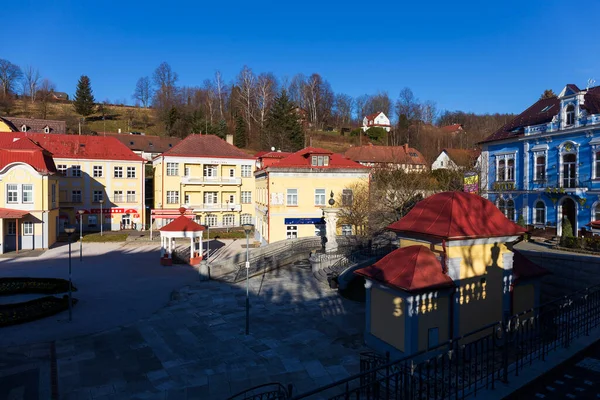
77, 210, 84, 261
99, 198, 105, 236
203, 224, 210, 264
242, 223, 254, 335
64, 226, 76, 321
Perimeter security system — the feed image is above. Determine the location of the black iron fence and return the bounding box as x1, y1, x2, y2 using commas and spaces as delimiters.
283, 283, 600, 400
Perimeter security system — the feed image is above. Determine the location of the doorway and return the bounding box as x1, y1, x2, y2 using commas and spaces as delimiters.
121, 214, 131, 230
560, 197, 577, 236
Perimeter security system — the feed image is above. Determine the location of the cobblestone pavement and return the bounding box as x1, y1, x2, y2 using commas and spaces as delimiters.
0, 260, 367, 399
505, 338, 600, 400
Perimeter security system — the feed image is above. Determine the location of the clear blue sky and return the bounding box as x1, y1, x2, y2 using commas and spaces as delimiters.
5, 0, 600, 115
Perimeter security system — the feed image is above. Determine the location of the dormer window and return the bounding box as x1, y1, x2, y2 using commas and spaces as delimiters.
311, 155, 329, 166
43, 126, 50, 133
566, 104, 575, 126
20, 125, 27, 132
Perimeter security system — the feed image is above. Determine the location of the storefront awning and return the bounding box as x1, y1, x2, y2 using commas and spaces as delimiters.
0, 208, 29, 219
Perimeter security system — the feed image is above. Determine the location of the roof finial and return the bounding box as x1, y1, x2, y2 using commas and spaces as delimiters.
587, 78, 596, 90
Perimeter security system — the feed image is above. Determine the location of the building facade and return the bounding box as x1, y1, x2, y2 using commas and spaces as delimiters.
0, 132, 146, 233
254, 147, 370, 244
0, 138, 60, 253
431, 148, 481, 171
362, 112, 392, 132
480, 84, 600, 236
0, 117, 66, 134
345, 144, 427, 172
152, 134, 255, 229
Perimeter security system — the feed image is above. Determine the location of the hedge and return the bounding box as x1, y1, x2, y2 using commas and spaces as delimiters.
0, 278, 77, 296
0, 295, 77, 327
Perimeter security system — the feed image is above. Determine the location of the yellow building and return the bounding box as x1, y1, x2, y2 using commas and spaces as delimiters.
0, 132, 146, 232
254, 147, 371, 244
355, 191, 548, 357
0, 137, 60, 253
152, 134, 255, 228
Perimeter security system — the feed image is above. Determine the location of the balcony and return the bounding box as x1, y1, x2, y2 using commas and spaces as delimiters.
492, 181, 516, 191
184, 203, 242, 212
182, 177, 241, 185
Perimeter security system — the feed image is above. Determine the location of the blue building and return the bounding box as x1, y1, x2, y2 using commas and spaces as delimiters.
480, 83, 600, 237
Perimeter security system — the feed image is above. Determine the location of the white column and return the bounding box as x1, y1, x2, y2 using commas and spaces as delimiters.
199, 234, 203, 258
160, 236, 165, 257
190, 237, 194, 259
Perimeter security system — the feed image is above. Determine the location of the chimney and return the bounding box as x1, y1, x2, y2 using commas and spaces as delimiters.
403, 143, 408, 151
226, 134, 234, 146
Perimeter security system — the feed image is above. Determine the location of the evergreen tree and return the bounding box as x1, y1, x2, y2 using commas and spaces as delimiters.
73, 75, 96, 118
540, 89, 557, 100
215, 119, 227, 139
234, 114, 247, 148
263, 89, 304, 151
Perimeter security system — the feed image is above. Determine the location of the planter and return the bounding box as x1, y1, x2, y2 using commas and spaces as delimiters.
0, 295, 77, 327
0, 278, 77, 296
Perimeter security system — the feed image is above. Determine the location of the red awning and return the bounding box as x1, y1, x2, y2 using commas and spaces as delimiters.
0, 208, 29, 218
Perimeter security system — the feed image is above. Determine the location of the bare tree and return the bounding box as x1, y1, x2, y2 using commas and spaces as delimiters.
287, 73, 306, 109
421, 100, 438, 125
369, 92, 392, 117
256, 72, 278, 131
354, 94, 371, 122
202, 79, 216, 125
22, 66, 40, 102
133, 76, 153, 108
236, 65, 257, 139
0, 59, 22, 97
37, 79, 56, 119
302, 73, 333, 130
214, 70, 227, 120
337, 181, 371, 236
152, 62, 178, 104
334, 93, 354, 128
394, 87, 422, 146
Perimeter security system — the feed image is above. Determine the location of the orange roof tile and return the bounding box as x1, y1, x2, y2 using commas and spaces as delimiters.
162, 134, 253, 159
345, 144, 427, 166
160, 214, 206, 232
0, 208, 29, 219
267, 147, 369, 170
0, 137, 57, 174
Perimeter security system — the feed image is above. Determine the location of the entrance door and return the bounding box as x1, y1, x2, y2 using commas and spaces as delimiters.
122, 214, 131, 230
59, 217, 68, 233
561, 198, 577, 236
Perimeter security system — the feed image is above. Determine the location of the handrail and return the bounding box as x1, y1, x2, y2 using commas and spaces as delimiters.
227, 382, 292, 400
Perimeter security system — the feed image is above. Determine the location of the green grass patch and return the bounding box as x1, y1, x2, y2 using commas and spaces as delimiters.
208, 230, 247, 239
82, 233, 128, 242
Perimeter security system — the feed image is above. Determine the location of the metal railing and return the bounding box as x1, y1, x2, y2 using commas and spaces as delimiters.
283, 283, 600, 400
227, 382, 293, 400
327, 243, 395, 278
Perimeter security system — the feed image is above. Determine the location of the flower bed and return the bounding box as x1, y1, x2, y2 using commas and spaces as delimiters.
0, 295, 77, 327
0, 278, 77, 296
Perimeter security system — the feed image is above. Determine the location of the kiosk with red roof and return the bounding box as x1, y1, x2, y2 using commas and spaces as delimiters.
159, 207, 205, 266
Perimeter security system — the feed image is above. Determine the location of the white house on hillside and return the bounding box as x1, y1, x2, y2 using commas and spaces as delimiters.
431, 148, 481, 171
362, 112, 392, 132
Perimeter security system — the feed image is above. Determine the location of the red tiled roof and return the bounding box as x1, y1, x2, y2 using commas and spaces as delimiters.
481, 85, 600, 144
387, 191, 527, 240
512, 250, 550, 283
441, 124, 464, 133
103, 133, 181, 154
258, 151, 292, 159
0, 137, 57, 174
162, 134, 253, 159
364, 111, 383, 122
267, 147, 369, 170
345, 144, 427, 166
355, 245, 455, 293
440, 148, 481, 168
160, 215, 206, 232
0, 208, 29, 219
0, 132, 145, 161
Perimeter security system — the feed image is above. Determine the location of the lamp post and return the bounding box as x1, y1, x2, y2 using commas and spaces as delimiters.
203, 224, 210, 264
77, 210, 84, 261
64, 226, 76, 321
242, 223, 254, 335
99, 198, 105, 236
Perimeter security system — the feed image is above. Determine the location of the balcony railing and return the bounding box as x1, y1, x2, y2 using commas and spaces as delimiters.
182, 176, 241, 185
184, 203, 242, 212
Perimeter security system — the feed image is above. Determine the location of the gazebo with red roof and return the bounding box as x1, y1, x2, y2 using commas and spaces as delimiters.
159, 207, 205, 266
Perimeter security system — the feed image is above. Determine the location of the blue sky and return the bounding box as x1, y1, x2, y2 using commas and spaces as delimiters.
5, 0, 600, 115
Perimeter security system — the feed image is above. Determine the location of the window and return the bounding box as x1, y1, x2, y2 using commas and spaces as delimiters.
184, 167, 190, 177
311, 155, 329, 167
540, 105, 554, 113
204, 192, 217, 204
566, 104, 575, 126
227, 194, 235, 204
506, 200, 515, 221
7, 184, 17, 203
497, 199, 506, 215
93, 190, 103, 202
166, 191, 179, 204
241, 191, 252, 204
203, 165, 217, 177
315, 189, 326, 206
205, 214, 217, 227
44, 127, 50, 133
71, 165, 81, 177
51, 184, 56, 205
241, 213, 252, 225
241, 165, 252, 177
497, 160, 506, 181
595, 204, 600, 221
535, 156, 546, 181
223, 214, 235, 226
127, 191, 136, 203
166, 162, 179, 176
342, 224, 353, 236
113, 190, 123, 202
595, 151, 600, 179
88, 215, 97, 227
20, 125, 27, 132
114, 166, 123, 178
7, 221, 16, 235
57, 165, 67, 175
562, 153, 577, 188
229, 168, 235, 178
286, 225, 298, 239
127, 167, 136, 178
535, 201, 546, 225
23, 221, 33, 235
342, 189, 353, 206
287, 189, 298, 206
507, 159, 515, 181
72, 190, 82, 203
93, 165, 103, 178
184, 194, 190, 204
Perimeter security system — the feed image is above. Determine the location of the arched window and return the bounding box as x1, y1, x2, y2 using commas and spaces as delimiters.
497, 199, 506, 215
241, 213, 252, 225
507, 159, 515, 181
506, 200, 515, 221
595, 204, 600, 222
535, 201, 546, 225
595, 151, 600, 179
497, 160, 506, 181
566, 104, 575, 126
535, 156, 546, 181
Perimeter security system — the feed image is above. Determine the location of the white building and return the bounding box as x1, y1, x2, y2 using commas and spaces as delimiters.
431, 148, 481, 171
362, 112, 392, 132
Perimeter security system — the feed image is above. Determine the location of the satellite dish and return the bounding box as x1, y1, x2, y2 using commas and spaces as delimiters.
271, 146, 275, 151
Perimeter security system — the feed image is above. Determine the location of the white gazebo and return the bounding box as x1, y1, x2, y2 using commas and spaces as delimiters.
159, 207, 205, 266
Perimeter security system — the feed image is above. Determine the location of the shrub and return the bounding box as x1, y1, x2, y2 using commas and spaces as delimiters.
0, 278, 77, 296
0, 295, 77, 327
584, 237, 600, 252
561, 237, 581, 249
